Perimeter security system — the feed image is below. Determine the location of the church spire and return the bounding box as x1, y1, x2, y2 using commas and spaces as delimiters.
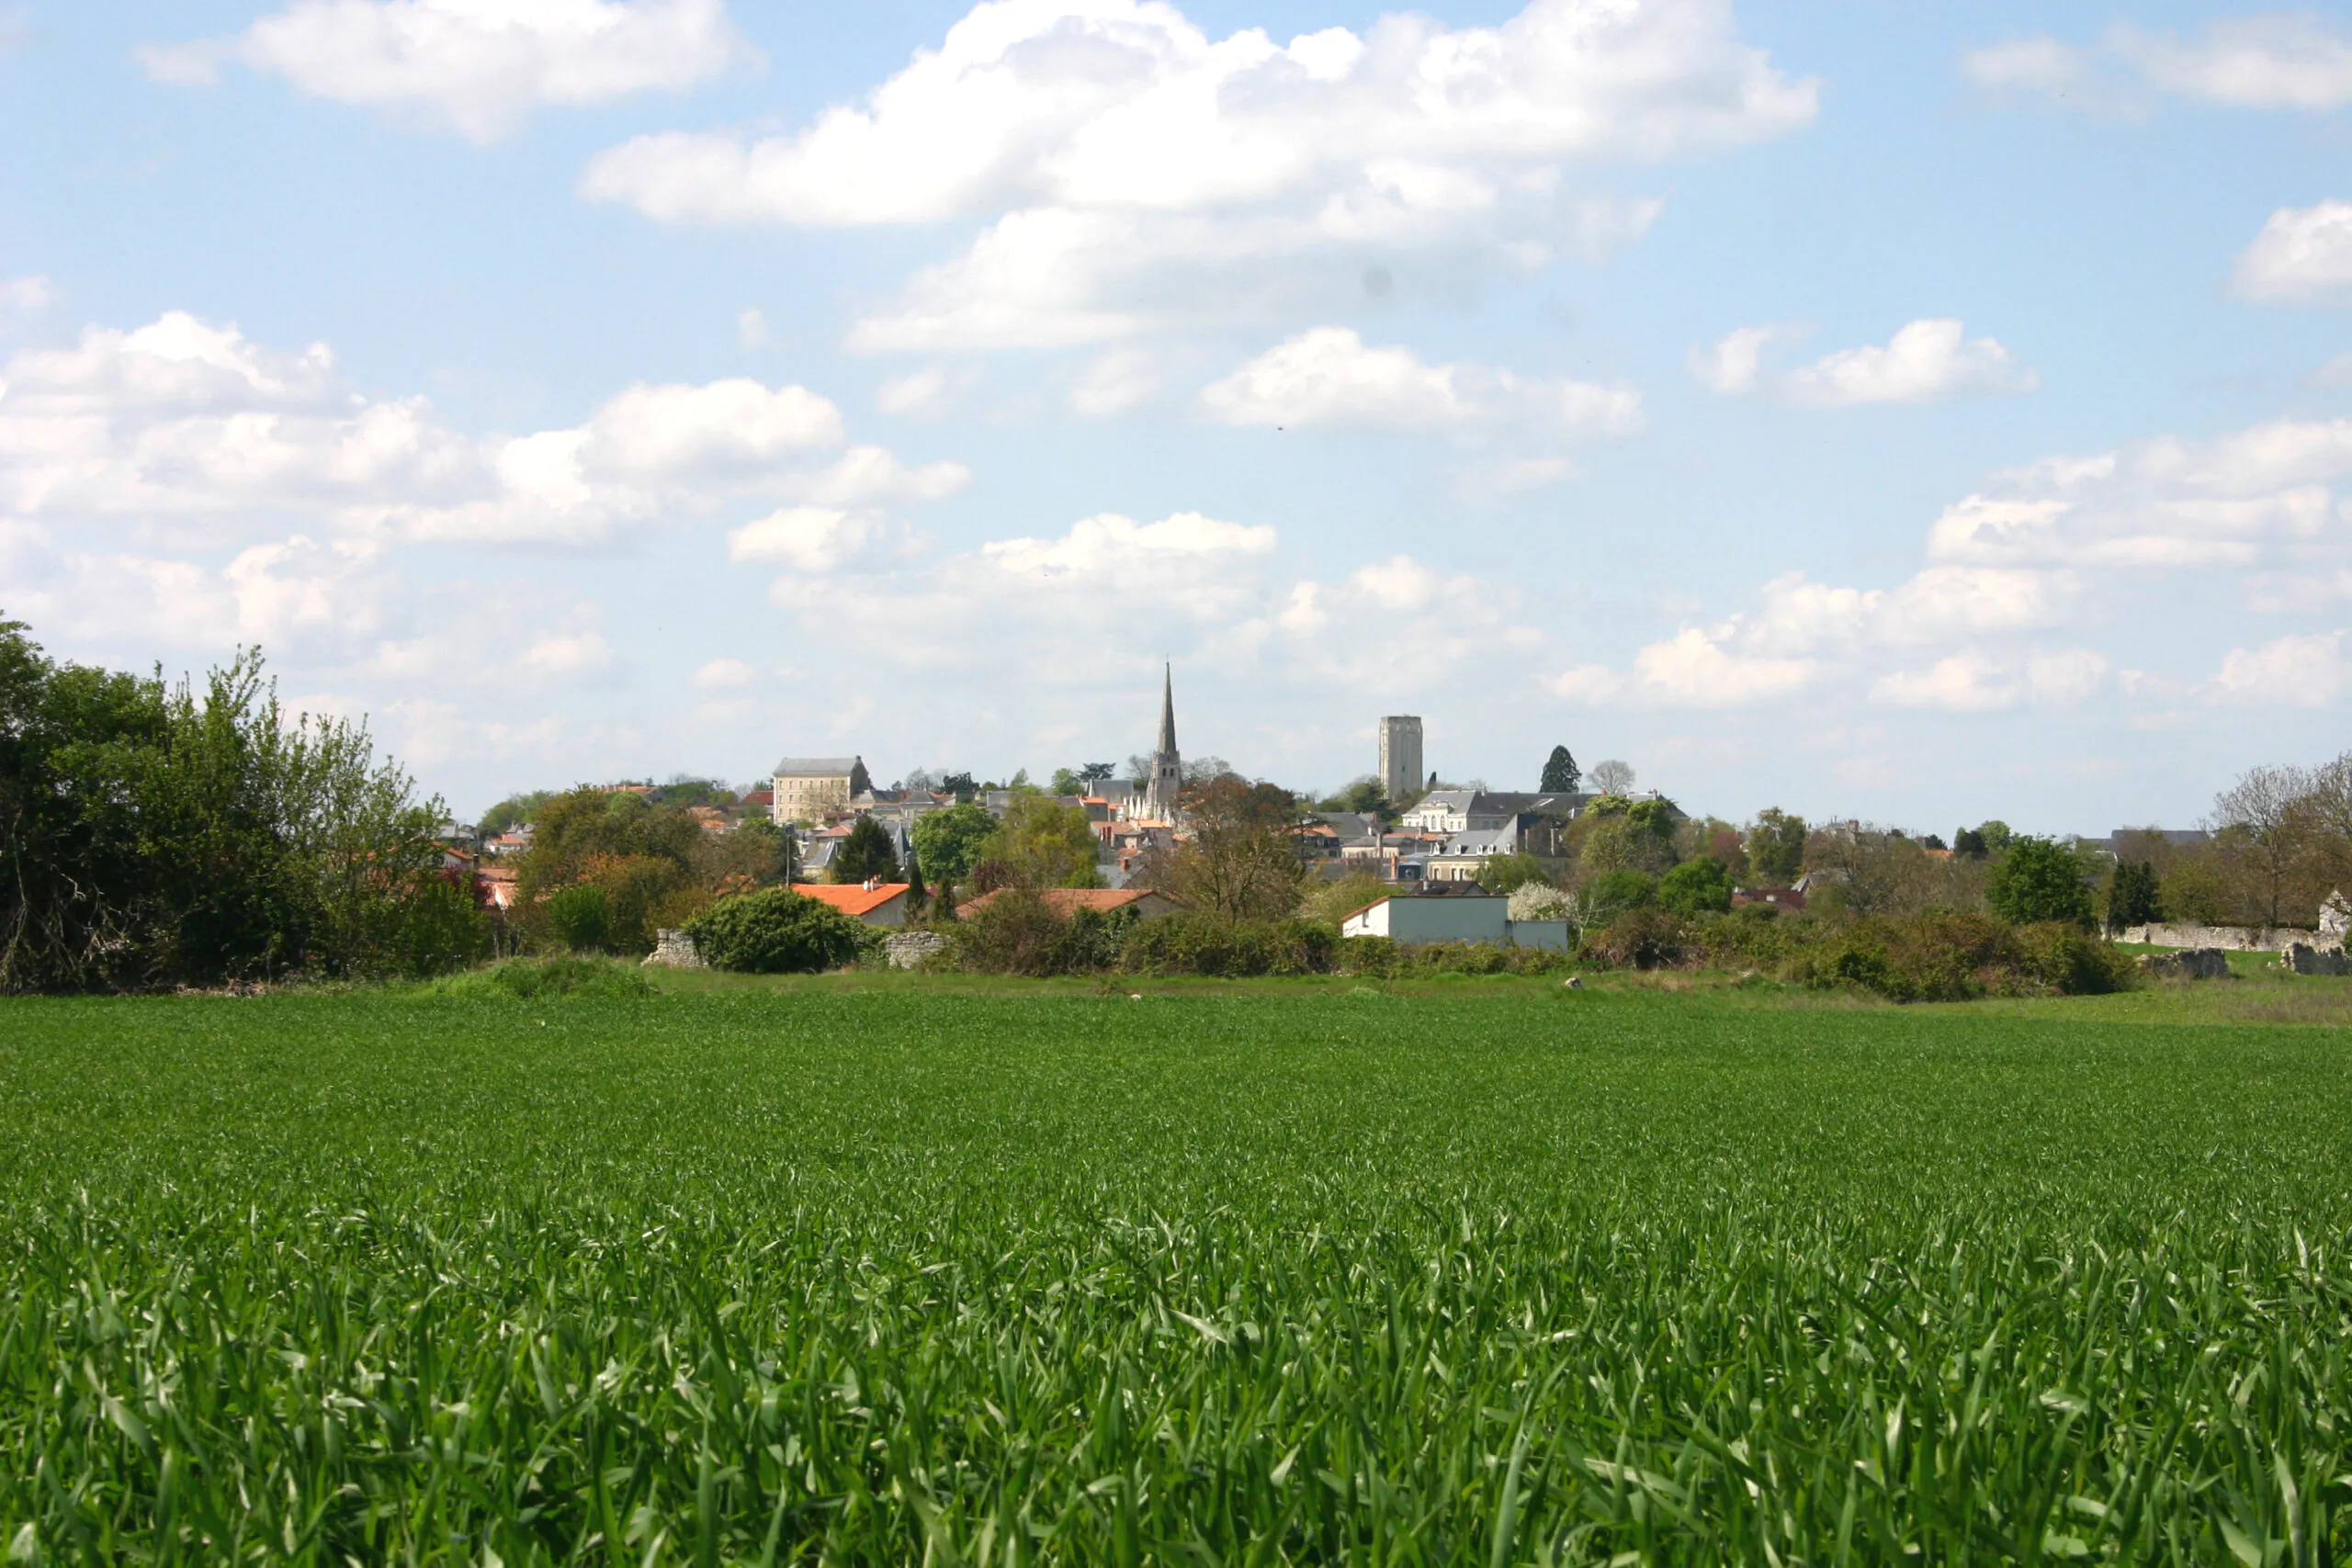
1144, 663, 1183, 821
1156, 661, 1178, 757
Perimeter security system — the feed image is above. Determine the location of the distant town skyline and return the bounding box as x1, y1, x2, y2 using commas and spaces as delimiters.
4, 1, 2350, 834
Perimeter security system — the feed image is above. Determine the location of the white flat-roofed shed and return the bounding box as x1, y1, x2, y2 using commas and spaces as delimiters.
1340, 897, 1572, 952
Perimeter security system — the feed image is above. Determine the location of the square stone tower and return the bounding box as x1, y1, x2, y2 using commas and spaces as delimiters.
1378, 716, 1423, 805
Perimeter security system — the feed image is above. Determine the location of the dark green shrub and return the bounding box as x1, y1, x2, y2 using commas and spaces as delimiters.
393, 876, 492, 978
424, 955, 654, 998
683, 887, 866, 974
1657, 857, 1735, 918
1986, 837, 2096, 928
1337, 935, 1400, 977
1119, 915, 1339, 978
546, 886, 613, 953
1580, 870, 1657, 925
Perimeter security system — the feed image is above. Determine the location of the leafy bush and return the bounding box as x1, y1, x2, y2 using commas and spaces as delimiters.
1782, 912, 2136, 1002
424, 955, 654, 998
545, 886, 614, 953
1118, 914, 1339, 978
946, 892, 1134, 976
2011, 920, 2139, 995
1578, 870, 1657, 925
683, 887, 867, 974
392, 876, 492, 978
1476, 853, 1554, 896
1582, 907, 1685, 970
1986, 837, 2096, 928
1657, 856, 1735, 918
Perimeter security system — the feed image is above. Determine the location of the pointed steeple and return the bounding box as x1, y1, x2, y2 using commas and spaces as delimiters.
1156, 662, 1178, 757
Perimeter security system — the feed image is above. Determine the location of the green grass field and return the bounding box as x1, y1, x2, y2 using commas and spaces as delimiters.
3, 980, 2348, 1563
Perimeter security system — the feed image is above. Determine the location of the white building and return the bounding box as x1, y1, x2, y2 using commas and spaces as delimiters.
1340, 895, 1572, 952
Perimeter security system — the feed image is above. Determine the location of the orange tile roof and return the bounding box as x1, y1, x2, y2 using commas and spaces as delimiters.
797, 883, 911, 917
958, 887, 1176, 919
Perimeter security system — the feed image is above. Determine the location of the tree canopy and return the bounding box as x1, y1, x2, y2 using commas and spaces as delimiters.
1985, 837, 2095, 928
1540, 745, 1580, 794
0, 619, 451, 990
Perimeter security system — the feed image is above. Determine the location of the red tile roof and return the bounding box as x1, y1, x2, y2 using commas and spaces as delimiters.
797, 883, 911, 918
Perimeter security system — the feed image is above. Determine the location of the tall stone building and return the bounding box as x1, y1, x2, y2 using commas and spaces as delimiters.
1378, 716, 1423, 804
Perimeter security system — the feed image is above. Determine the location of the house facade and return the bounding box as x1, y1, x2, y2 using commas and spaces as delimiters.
771, 756, 873, 823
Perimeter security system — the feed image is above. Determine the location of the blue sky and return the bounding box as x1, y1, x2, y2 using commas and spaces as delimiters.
3, 0, 2350, 830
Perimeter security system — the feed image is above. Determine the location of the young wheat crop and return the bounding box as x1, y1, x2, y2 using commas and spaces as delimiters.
0, 988, 2346, 1562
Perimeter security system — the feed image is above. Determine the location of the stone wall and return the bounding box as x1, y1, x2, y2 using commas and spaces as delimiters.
2140, 947, 2232, 980
2120, 922, 2303, 953
642, 929, 707, 969
2281, 942, 2352, 976
884, 931, 948, 970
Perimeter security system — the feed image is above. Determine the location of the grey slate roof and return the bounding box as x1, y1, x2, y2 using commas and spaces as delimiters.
773, 756, 865, 776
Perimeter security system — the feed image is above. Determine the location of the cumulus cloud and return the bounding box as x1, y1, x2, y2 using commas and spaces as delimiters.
2205, 630, 2352, 705
1690, 319, 2037, 406
2233, 200, 2352, 305
1964, 16, 2352, 113
1960, 37, 2086, 98
521, 627, 614, 677
582, 0, 1812, 347
1199, 327, 1641, 437
690, 656, 756, 689
0, 275, 55, 319
2109, 14, 2352, 111
1924, 418, 2352, 570
1871, 648, 2109, 712
744, 509, 1544, 709
1555, 627, 1816, 707
143, 0, 757, 141
876, 364, 978, 420
1684, 321, 1802, 396
1780, 320, 2038, 407
0, 310, 963, 546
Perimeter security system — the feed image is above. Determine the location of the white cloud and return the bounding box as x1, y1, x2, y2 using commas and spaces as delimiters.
1746, 566, 2080, 655
2233, 200, 2352, 305
1959, 37, 2085, 97
1199, 326, 1641, 436
582, 0, 1813, 348
1772, 319, 2038, 408
726, 505, 894, 571
1068, 348, 1166, 419
0, 276, 54, 319
691, 655, 755, 688
0, 310, 961, 547
1964, 16, 2352, 114
143, 0, 758, 143
2205, 629, 2352, 705
876, 364, 977, 420
521, 627, 614, 677
1924, 418, 2352, 570
1685, 321, 1803, 396
2109, 15, 2352, 111
1871, 648, 2109, 711
744, 509, 1544, 711
1555, 627, 1815, 707
736, 305, 765, 348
